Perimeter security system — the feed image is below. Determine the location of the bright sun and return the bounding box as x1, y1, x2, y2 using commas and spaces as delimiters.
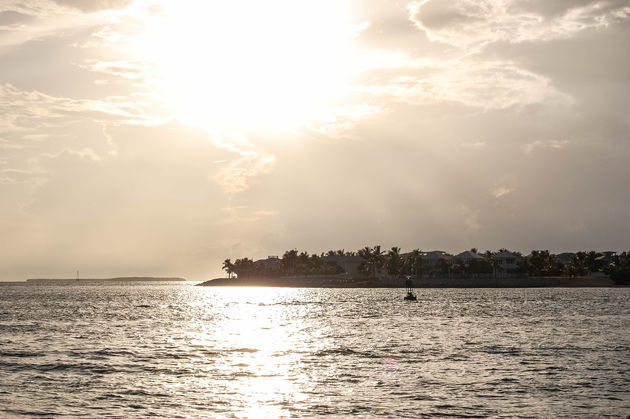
131, 1, 360, 133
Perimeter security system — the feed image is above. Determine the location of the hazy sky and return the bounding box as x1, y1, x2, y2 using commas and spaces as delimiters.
1, 0, 629, 281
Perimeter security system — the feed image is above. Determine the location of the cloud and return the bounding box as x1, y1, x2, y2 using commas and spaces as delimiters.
66, 147, 102, 162
0, 10, 35, 26
51, 0, 134, 13
510, 0, 630, 19
4, 147, 101, 189
0, 138, 25, 150
0, 168, 44, 185
359, 59, 572, 110
307, 104, 382, 138
522, 139, 569, 154
460, 141, 486, 149
1, 0, 630, 281
73, 26, 124, 48
221, 206, 279, 224
492, 186, 513, 198
408, 0, 630, 48
211, 140, 275, 194
461, 204, 482, 230
79, 60, 147, 80
0, 83, 163, 132
0, 84, 161, 198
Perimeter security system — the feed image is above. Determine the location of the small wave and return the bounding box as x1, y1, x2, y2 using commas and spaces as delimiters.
0, 350, 45, 358
313, 347, 381, 358
442, 353, 470, 361
2, 408, 60, 417
479, 345, 521, 355
224, 347, 259, 353
11, 362, 125, 375
408, 395, 436, 401
120, 389, 170, 397
89, 349, 138, 357
253, 301, 328, 307
314, 347, 360, 356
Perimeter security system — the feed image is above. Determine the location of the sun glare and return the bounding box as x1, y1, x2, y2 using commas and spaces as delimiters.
131, 1, 359, 133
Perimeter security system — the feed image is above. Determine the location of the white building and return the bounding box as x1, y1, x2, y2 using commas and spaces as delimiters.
494, 250, 521, 272
453, 250, 485, 264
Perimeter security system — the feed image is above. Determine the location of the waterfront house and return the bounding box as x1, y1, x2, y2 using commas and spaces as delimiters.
253, 256, 282, 275
453, 250, 485, 263
494, 250, 520, 271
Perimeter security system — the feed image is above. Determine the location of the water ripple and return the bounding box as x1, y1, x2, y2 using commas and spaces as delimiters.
0, 284, 628, 417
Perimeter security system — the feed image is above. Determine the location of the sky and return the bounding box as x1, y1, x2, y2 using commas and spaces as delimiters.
1, 0, 629, 281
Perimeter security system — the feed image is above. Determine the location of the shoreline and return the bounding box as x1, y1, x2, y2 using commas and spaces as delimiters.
27, 277, 187, 283
197, 276, 623, 288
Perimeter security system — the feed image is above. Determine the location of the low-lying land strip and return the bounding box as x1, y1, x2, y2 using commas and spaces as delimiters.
27, 277, 186, 283
198, 276, 617, 288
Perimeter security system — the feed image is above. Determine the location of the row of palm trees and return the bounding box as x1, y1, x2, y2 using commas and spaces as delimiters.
221, 246, 630, 283
526, 249, 622, 277
222, 250, 345, 279
356, 246, 425, 277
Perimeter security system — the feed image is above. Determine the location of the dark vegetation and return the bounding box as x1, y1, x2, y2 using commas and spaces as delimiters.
221, 247, 630, 285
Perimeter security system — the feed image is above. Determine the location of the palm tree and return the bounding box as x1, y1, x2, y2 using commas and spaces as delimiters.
232, 258, 254, 278
483, 250, 498, 277
357, 246, 373, 276
357, 245, 385, 278
527, 250, 560, 276
282, 249, 299, 275
585, 251, 602, 273
371, 245, 385, 277
222, 258, 235, 278
386, 246, 403, 275
567, 252, 588, 277
403, 249, 423, 277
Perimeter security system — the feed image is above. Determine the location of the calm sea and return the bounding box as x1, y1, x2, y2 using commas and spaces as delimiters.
0, 283, 628, 418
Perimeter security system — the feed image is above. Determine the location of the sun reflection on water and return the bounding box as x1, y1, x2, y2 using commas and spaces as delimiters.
186, 288, 329, 417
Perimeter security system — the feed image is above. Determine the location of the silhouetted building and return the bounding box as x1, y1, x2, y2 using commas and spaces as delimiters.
494, 250, 520, 271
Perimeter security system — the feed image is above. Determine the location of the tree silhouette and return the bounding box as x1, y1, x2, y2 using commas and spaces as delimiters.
222, 259, 234, 278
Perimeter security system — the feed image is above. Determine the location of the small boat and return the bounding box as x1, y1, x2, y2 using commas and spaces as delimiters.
403, 276, 417, 301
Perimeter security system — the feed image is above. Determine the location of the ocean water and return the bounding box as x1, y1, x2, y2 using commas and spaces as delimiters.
0, 283, 628, 418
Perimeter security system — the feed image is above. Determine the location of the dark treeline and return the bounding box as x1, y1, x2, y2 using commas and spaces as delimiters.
222, 249, 347, 279
222, 247, 630, 285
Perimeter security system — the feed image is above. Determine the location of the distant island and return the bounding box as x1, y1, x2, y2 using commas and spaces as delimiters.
27, 277, 187, 283
198, 246, 630, 288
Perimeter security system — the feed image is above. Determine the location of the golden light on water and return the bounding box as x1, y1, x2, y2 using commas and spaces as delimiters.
186, 288, 330, 417
129, 0, 361, 133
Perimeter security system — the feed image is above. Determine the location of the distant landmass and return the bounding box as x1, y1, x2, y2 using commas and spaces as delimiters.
27, 277, 187, 283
